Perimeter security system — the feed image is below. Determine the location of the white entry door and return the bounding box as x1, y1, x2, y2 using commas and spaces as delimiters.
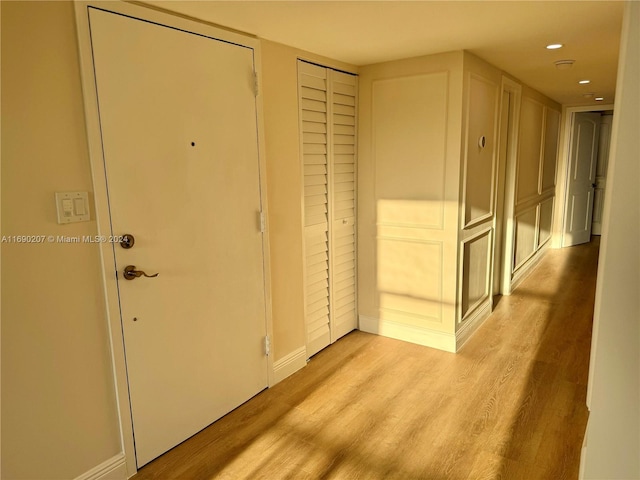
88, 9, 268, 467
563, 112, 601, 247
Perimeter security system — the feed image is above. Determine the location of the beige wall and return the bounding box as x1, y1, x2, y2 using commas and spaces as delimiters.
261, 40, 356, 362
1, 2, 121, 478
583, 1, 640, 477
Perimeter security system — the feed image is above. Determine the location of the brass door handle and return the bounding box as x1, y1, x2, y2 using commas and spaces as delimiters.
123, 265, 159, 280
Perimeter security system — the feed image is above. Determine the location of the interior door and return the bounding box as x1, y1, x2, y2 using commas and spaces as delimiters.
88, 8, 268, 467
592, 113, 613, 235
562, 112, 601, 247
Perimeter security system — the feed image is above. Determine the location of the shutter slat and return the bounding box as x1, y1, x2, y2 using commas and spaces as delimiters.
307, 287, 329, 305
334, 104, 355, 116
335, 271, 356, 285
300, 75, 326, 91
306, 214, 327, 227
334, 164, 354, 174
335, 301, 356, 318
303, 121, 327, 134
335, 208, 354, 220
333, 82, 356, 96
334, 144, 355, 154
305, 184, 328, 196
306, 307, 329, 326
303, 132, 327, 144
334, 227, 355, 240
334, 173, 354, 183
334, 278, 355, 293
333, 93, 355, 106
306, 240, 328, 257
302, 98, 326, 112
304, 174, 326, 187
334, 199, 354, 212
333, 134, 355, 145
304, 154, 327, 165
306, 260, 328, 276
334, 261, 354, 275
305, 223, 328, 238
305, 203, 328, 218
303, 143, 327, 155
306, 193, 328, 207
334, 190, 355, 201
307, 269, 329, 285
335, 293, 355, 309
334, 154, 354, 164
302, 110, 327, 123
305, 164, 327, 175
307, 314, 330, 332
334, 181, 355, 192
334, 124, 355, 136
301, 87, 327, 102
333, 114, 355, 126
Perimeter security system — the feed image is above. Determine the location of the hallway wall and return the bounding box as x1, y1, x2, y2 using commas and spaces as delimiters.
582, 1, 640, 477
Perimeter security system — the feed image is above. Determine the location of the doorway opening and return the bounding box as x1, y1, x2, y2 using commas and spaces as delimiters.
559, 107, 615, 248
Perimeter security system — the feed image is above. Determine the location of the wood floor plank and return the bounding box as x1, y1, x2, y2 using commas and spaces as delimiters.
133, 239, 599, 480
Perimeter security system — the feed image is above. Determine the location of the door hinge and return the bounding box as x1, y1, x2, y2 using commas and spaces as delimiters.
260, 211, 266, 233
264, 335, 271, 356
253, 71, 259, 97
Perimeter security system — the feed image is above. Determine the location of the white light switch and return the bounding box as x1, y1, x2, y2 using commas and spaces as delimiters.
56, 192, 90, 224
73, 197, 86, 216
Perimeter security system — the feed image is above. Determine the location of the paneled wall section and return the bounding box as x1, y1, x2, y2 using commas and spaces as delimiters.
458, 56, 501, 330
358, 52, 464, 352
512, 92, 561, 279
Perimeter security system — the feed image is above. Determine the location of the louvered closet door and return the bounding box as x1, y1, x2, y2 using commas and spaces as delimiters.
329, 71, 358, 341
299, 61, 357, 358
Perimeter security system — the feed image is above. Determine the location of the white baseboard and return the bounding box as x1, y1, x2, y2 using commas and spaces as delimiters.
578, 417, 589, 480
456, 301, 491, 351
359, 315, 456, 353
273, 346, 307, 384
74, 453, 127, 480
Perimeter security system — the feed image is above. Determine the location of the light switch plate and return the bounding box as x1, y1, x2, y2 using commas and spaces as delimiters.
55, 192, 90, 224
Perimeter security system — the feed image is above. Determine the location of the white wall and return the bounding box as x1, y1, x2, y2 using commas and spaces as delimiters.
582, 1, 640, 478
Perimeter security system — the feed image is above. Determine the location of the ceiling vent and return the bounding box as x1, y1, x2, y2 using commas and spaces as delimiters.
555, 59, 575, 70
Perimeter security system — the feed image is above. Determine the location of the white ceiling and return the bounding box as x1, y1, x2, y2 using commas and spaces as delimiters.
143, 1, 625, 106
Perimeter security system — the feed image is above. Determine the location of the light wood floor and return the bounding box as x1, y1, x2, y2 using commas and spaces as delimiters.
134, 239, 599, 480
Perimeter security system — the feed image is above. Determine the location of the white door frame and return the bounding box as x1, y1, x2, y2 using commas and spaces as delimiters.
74, 2, 274, 476
552, 104, 615, 249
495, 76, 522, 296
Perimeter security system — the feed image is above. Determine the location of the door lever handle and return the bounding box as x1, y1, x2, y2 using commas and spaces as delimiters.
123, 265, 159, 280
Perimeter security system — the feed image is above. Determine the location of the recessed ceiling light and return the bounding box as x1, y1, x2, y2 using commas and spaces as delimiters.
595, 97, 604, 101
583, 93, 595, 98
546, 44, 564, 50
579, 80, 591, 84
